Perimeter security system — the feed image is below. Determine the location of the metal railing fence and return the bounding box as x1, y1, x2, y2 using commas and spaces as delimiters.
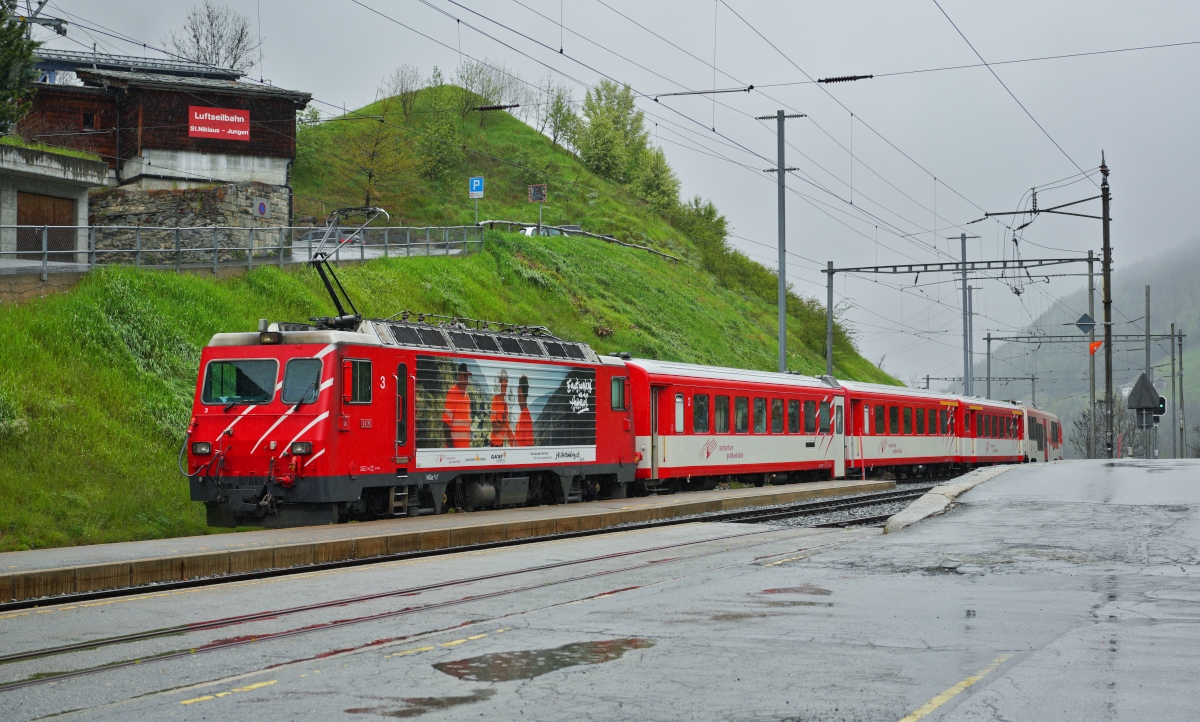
0, 224, 485, 281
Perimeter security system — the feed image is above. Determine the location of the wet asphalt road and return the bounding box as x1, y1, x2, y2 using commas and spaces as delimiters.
1, 459, 1197, 721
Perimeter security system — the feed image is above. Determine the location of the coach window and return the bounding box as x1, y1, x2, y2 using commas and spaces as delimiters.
771, 399, 784, 434
735, 397, 750, 434
874, 404, 885, 436
928, 408, 937, 435
805, 400, 817, 434
788, 400, 800, 434
715, 396, 730, 433
835, 404, 843, 434
939, 409, 948, 435
974, 413, 982, 438
753, 398, 767, 433
902, 407, 913, 435
915, 408, 925, 435
889, 406, 899, 435
675, 394, 685, 434
819, 401, 830, 434
611, 377, 627, 410
694, 394, 710, 434
343, 359, 372, 404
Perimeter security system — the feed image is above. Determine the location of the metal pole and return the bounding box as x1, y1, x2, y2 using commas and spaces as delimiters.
213, 227, 219, 275
960, 233, 970, 396
925, 375, 930, 390
1145, 284, 1152, 459
1031, 376, 1036, 407
1171, 322, 1177, 458
135, 225, 141, 268
474, 198, 478, 226
89, 226, 96, 269
776, 110, 788, 374
384, 226, 389, 259
966, 285, 975, 395
986, 333, 992, 399
1101, 156, 1114, 458
41, 225, 47, 281
538, 202, 543, 235
825, 262, 834, 376
248, 228, 254, 271
1088, 250, 1096, 458
174, 227, 181, 273
1180, 330, 1187, 456
279, 227, 285, 267
406, 227, 411, 257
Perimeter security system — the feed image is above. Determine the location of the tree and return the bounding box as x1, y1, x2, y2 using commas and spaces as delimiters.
545, 83, 576, 148
574, 80, 647, 182
0, 2, 40, 134
630, 147, 679, 213
334, 95, 413, 208
380, 64, 422, 118
1069, 403, 1148, 459
163, 0, 262, 71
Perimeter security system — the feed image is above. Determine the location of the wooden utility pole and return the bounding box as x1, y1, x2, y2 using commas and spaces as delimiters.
1101, 155, 1114, 458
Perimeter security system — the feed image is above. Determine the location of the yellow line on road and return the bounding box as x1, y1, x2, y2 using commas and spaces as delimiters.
763, 554, 809, 567
383, 628, 510, 659
898, 654, 1012, 722
180, 679, 277, 705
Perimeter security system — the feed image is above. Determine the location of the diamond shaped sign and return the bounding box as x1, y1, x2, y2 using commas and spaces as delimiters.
1075, 313, 1095, 335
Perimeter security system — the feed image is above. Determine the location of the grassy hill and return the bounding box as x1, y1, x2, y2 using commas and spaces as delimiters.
0, 88, 896, 552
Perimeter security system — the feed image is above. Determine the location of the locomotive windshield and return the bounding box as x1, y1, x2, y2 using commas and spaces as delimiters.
281, 358, 322, 405
202, 359, 277, 405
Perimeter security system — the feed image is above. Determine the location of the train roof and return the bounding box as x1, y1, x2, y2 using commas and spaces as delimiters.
838, 380, 1024, 409
624, 358, 836, 390
208, 319, 601, 364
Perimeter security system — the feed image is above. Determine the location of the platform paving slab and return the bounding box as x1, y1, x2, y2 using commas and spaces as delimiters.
0, 477, 891, 603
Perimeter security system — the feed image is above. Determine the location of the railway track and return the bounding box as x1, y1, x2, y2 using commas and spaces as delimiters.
0, 483, 942, 615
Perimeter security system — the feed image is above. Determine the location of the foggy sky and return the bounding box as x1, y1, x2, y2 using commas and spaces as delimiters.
37, 0, 1200, 383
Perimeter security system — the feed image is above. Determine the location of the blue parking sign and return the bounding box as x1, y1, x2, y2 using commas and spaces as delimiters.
469, 176, 484, 199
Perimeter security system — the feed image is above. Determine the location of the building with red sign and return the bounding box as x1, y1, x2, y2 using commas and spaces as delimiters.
16, 51, 311, 227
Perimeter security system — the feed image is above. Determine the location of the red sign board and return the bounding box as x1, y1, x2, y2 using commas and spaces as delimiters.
188, 106, 250, 141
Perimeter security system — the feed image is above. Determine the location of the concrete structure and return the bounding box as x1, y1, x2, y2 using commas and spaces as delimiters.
0, 143, 108, 264
2, 460, 1197, 720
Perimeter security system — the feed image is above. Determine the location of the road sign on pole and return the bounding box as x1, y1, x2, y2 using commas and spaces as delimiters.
528, 184, 547, 235
1075, 313, 1095, 335
469, 176, 484, 199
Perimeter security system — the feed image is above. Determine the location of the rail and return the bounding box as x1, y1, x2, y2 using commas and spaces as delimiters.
0, 224, 485, 281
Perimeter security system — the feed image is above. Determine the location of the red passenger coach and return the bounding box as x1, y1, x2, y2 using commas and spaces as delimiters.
624, 360, 846, 489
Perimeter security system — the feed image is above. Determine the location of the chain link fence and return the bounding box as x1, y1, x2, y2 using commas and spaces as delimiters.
0, 225, 485, 281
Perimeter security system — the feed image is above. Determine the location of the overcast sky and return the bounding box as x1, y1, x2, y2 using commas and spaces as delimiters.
35, 0, 1200, 383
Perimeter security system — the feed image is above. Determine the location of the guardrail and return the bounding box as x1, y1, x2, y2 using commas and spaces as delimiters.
0, 224, 485, 281
478, 219, 681, 263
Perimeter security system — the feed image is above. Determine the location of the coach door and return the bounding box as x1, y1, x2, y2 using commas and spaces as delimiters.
650, 386, 663, 480
833, 398, 846, 478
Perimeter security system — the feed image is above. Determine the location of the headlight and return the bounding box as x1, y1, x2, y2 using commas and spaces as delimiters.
191, 441, 213, 455
290, 441, 313, 456
259, 331, 282, 345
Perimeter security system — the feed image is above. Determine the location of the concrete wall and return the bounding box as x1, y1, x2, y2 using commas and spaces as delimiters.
121, 149, 291, 186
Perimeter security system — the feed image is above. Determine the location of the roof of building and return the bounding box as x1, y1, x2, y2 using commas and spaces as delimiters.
74, 69, 311, 106
36, 49, 243, 80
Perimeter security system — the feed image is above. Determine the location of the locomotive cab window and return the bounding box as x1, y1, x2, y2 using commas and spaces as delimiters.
611, 377, 627, 410
203, 359, 277, 406
753, 398, 767, 434
281, 358, 322, 405
715, 395, 730, 433
788, 400, 800, 434
343, 359, 372, 404
734, 397, 749, 434
694, 394, 710, 433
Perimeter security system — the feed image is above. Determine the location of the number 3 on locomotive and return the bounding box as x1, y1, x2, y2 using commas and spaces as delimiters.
379, 375, 386, 390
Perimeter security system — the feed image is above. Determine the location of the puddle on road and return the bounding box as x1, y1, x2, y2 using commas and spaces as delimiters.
347, 689, 495, 718
433, 638, 653, 682
761, 584, 832, 596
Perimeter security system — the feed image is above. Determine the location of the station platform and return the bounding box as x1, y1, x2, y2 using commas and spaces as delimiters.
0, 477, 891, 604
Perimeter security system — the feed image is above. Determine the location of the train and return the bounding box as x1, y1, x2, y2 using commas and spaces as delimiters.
182, 207, 1062, 528
183, 313, 1063, 528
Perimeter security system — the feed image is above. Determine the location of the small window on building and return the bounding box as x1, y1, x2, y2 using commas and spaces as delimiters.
903, 407, 913, 435
715, 396, 730, 433
787, 399, 800, 434
889, 406, 899, 435
819, 401, 831, 434
610, 377, 627, 410
82, 112, 95, 130
734, 397, 749, 434
693, 394, 710, 434
675, 393, 685, 433
874, 404, 885, 436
